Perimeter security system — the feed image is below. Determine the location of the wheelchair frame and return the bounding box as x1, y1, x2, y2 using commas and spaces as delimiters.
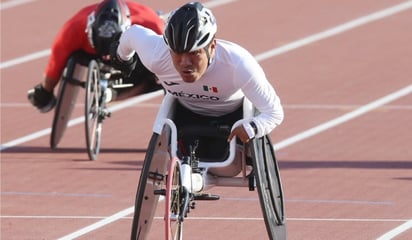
131, 94, 287, 240
50, 57, 130, 160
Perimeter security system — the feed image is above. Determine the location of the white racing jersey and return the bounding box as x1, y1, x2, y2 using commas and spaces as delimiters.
118, 24, 284, 137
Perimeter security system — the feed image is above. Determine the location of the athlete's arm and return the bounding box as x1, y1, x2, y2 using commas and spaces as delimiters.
235, 50, 284, 138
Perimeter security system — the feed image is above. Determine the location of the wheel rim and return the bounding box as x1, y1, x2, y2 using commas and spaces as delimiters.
131, 132, 170, 239
166, 157, 183, 240
85, 61, 102, 160
251, 136, 286, 239
263, 138, 284, 223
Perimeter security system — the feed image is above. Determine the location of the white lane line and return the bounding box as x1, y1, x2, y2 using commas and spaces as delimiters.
57, 207, 134, 240
0, 127, 52, 151
376, 220, 412, 240
203, 0, 238, 8
0, 49, 50, 69
255, 1, 412, 61
0, 0, 35, 10
274, 84, 412, 150
0, 90, 164, 151
1, 191, 111, 197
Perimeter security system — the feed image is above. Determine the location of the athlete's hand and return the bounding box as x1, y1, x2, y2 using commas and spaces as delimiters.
228, 125, 250, 143
109, 41, 137, 77
27, 83, 56, 113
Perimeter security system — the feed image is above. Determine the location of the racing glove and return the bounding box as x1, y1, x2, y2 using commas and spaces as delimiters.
109, 41, 137, 77
27, 84, 56, 113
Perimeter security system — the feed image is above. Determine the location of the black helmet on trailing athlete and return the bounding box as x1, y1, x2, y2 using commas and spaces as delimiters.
86, 0, 131, 56
164, 2, 217, 53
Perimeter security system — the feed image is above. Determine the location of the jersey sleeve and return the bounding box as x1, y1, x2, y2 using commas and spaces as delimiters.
235, 49, 284, 137
118, 24, 164, 71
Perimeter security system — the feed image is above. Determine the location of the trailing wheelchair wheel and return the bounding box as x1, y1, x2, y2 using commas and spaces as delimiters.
165, 157, 183, 240
85, 60, 102, 160
250, 135, 287, 240
131, 131, 171, 240
50, 60, 81, 149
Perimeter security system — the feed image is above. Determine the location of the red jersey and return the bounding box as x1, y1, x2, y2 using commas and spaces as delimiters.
45, 1, 164, 81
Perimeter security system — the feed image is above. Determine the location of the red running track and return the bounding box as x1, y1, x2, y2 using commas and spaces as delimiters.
1, 0, 412, 239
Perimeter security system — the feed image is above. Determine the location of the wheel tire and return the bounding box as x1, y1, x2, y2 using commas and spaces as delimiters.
85, 60, 102, 160
165, 157, 184, 240
250, 135, 287, 240
131, 131, 171, 240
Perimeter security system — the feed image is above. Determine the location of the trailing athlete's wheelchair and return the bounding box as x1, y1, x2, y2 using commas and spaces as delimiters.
131, 94, 287, 240
50, 52, 132, 160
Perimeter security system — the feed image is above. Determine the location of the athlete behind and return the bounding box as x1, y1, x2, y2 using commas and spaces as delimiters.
112, 1, 284, 143
28, 0, 164, 113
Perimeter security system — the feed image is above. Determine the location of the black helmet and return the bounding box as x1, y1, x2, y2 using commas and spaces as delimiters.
86, 0, 131, 56
164, 2, 217, 53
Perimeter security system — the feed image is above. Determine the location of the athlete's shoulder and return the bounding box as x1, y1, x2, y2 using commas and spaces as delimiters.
216, 39, 255, 62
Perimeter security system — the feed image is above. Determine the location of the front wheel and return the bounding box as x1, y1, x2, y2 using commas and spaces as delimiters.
250, 135, 287, 240
165, 157, 184, 240
131, 131, 171, 240
85, 60, 103, 160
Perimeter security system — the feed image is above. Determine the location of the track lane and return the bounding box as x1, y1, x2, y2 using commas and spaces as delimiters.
1, 1, 412, 239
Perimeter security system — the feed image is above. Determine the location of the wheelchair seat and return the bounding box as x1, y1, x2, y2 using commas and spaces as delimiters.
178, 124, 244, 177
178, 124, 230, 161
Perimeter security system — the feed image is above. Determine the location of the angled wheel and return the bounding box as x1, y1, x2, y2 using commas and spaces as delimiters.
131, 130, 171, 240
85, 60, 103, 160
250, 135, 287, 240
50, 59, 81, 149
165, 157, 183, 240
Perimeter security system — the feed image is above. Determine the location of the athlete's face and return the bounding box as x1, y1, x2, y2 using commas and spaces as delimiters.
170, 40, 216, 83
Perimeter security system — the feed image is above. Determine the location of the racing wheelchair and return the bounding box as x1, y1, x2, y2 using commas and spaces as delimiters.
49, 52, 131, 160
130, 94, 287, 240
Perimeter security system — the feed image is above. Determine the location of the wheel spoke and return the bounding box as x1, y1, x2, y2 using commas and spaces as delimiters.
85, 60, 103, 160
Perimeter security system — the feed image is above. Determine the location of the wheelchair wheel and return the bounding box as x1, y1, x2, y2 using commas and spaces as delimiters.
131, 131, 171, 240
165, 157, 183, 240
250, 135, 287, 240
85, 60, 102, 160
50, 60, 81, 149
